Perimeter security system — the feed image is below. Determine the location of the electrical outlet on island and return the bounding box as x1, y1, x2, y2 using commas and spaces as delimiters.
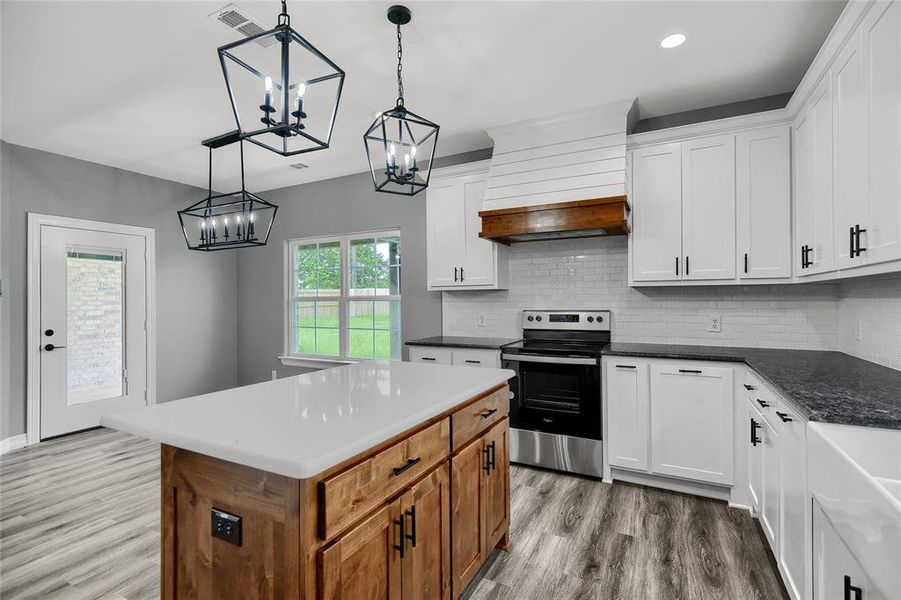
708, 315, 722, 333
855, 320, 863, 342
477, 314, 486, 328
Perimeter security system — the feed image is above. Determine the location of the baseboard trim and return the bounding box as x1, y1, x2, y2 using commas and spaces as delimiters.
1, 434, 28, 456
611, 467, 732, 502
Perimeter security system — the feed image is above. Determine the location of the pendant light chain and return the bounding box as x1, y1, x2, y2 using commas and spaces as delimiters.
278, 0, 290, 26
396, 23, 404, 106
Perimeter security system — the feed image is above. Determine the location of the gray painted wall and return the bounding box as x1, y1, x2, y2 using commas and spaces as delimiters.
0, 142, 239, 439
236, 149, 492, 385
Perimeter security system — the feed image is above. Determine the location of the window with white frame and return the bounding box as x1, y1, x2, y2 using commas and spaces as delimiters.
286, 230, 401, 361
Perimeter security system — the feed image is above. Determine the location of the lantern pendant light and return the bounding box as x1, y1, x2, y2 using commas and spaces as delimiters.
363, 5, 439, 196
218, 0, 345, 156
178, 135, 278, 251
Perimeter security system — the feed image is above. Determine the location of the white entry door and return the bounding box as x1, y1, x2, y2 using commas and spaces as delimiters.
38, 224, 149, 438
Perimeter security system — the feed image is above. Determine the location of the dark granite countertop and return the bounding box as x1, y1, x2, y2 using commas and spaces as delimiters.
406, 336, 520, 350
602, 343, 901, 430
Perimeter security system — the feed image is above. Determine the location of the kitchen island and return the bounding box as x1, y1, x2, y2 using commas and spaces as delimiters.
102, 361, 514, 600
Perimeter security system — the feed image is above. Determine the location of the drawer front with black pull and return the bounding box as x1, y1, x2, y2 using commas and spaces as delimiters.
451, 385, 509, 451
318, 418, 450, 540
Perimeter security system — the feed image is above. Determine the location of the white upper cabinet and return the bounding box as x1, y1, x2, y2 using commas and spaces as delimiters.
682, 135, 736, 280
425, 163, 508, 290
794, 78, 835, 276
833, 30, 870, 270
737, 126, 792, 279
863, 0, 901, 265
631, 143, 683, 281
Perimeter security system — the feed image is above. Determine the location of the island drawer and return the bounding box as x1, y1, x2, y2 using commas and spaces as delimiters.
318, 417, 450, 540
452, 385, 509, 450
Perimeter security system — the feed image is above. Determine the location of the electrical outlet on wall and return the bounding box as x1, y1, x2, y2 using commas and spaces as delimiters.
708, 315, 722, 333
477, 314, 486, 328
855, 320, 863, 342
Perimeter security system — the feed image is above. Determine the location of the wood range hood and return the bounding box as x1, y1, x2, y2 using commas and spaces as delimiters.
479, 195, 630, 244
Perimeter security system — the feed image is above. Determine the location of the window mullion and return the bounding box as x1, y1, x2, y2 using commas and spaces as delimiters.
339, 237, 349, 359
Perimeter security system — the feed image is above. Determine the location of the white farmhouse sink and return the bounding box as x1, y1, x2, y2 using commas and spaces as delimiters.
808, 423, 901, 598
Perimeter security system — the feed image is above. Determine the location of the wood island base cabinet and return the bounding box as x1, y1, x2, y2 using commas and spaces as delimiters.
160, 385, 511, 600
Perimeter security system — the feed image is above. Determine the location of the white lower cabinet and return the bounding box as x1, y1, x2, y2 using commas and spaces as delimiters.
407, 345, 500, 368
760, 413, 780, 547
606, 360, 649, 471
649, 362, 734, 485
779, 403, 808, 600
813, 499, 879, 600
746, 401, 764, 513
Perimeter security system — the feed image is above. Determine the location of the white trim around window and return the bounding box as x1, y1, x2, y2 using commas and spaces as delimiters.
282, 229, 402, 367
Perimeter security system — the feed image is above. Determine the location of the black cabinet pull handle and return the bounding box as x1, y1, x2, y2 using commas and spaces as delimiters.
483, 445, 492, 475
744, 253, 748, 274
394, 514, 406, 558
454, 267, 458, 282
676, 256, 680, 276
481, 408, 498, 419
460, 267, 464, 281
420, 357, 436, 361
392, 457, 421, 476
756, 399, 770, 408
465, 359, 481, 364
801, 245, 806, 269
678, 369, 702, 374
776, 411, 793, 423
43, 344, 66, 352
743, 384, 756, 391
615, 364, 636, 369
685, 256, 690, 276
750, 418, 761, 446
844, 575, 862, 600
855, 224, 867, 256
489, 441, 497, 472
850, 226, 856, 258
807, 246, 813, 267
405, 505, 417, 548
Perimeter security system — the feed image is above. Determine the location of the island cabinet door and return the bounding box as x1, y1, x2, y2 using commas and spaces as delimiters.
400, 464, 452, 600
483, 420, 510, 551
320, 500, 403, 600
450, 436, 487, 596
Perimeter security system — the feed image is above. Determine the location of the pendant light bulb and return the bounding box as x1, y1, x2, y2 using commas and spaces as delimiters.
264, 76, 273, 93
410, 145, 417, 158
296, 82, 306, 97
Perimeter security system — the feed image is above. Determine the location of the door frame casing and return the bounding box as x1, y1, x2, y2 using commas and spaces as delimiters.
26, 213, 157, 445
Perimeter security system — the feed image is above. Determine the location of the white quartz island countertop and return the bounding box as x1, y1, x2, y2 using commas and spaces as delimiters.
101, 361, 514, 479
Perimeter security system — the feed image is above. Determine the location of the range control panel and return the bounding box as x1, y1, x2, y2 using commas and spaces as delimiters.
522, 310, 611, 331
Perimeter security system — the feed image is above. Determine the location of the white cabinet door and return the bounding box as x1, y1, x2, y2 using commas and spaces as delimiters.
649, 363, 734, 485
737, 126, 792, 279
746, 401, 764, 513
606, 361, 650, 471
833, 31, 870, 270
681, 135, 736, 280
631, 143, 683, 282
810, 79, 836, 275
407, 346, 453, 365
426, 179, 464, 288
813, 500, 879, 600
760, 415, 780, 549
459, 174, 495, 286
864, 0, 901, 265
779, 405, 808, 600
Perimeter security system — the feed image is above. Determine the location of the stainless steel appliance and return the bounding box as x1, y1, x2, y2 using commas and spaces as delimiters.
501, 310, 610, 478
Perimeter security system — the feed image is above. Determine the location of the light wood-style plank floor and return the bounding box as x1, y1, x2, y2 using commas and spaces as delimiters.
1, 428, 786, 599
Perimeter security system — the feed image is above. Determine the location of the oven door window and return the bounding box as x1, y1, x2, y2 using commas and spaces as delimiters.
512, 359, 601, 439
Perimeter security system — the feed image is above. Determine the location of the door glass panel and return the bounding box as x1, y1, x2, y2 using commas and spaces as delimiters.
66, 247, 125, 405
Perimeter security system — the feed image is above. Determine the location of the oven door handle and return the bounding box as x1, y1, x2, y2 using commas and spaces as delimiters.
501, 354, 598, 365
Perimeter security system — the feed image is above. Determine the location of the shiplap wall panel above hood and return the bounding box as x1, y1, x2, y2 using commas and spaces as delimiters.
482, 100, 639, 211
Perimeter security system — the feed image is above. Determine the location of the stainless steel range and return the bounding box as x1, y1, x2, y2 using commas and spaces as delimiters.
501, 310, 610, 478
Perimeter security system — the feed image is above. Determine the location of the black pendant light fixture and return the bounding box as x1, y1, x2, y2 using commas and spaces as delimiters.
178, 133, 278, 251
218, 0, 345, 156
363, 5, 439, 196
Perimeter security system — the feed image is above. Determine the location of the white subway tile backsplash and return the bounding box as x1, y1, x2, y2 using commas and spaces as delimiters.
442, 236, 843, 351
837, 274, 901, 371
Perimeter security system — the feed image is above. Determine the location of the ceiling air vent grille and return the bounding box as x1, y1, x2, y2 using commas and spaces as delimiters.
210, 4, 278, 48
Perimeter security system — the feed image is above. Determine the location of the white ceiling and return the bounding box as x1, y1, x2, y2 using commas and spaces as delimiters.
1, 0, 846, 193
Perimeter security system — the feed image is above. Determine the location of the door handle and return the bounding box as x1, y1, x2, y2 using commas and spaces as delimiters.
392, 457, 421, 476
404, 505, 417, 548
750, 419, 761, 446
844, 575, 862, 600
43, 344, 66, 352
394, 513, 406, 559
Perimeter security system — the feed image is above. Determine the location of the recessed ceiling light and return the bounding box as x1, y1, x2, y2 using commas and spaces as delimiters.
661, 33, 687, 49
